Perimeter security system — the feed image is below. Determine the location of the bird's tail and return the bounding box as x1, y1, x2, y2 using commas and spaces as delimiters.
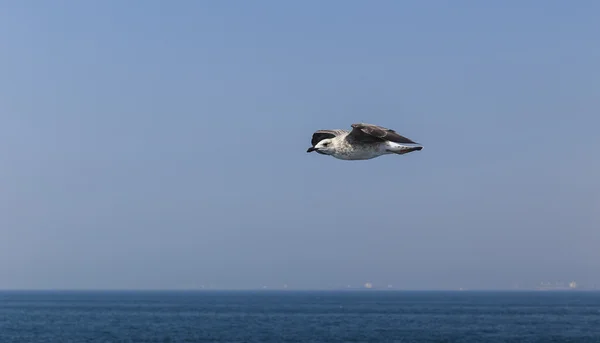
388, 145, 423, 155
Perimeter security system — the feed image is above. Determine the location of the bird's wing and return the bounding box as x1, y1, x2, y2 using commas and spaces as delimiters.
310, 129, 348, 146
347, 123, 418, 144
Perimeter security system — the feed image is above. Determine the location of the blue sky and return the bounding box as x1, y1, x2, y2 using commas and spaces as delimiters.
1, 1, 599, 290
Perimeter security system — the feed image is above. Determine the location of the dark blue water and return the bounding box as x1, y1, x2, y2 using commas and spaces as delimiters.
1, 291, 599, 342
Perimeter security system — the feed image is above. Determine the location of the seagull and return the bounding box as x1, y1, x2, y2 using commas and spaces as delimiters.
306, 123, 423, 160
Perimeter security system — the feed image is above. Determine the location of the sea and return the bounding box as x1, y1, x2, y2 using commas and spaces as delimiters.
1, 290, 599, 342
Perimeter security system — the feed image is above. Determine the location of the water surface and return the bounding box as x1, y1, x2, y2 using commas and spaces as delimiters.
1, 290, 599, 342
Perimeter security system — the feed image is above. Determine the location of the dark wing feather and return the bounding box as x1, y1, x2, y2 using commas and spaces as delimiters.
348, 123, 418, 144
310, 129, 347, 146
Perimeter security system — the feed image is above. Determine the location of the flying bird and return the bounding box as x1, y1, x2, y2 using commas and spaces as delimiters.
307, 123, 423, 160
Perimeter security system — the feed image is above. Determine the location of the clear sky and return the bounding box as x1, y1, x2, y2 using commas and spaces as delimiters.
1, 1, 599, 290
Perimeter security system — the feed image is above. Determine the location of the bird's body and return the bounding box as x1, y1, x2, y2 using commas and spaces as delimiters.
306, 123, 422, 160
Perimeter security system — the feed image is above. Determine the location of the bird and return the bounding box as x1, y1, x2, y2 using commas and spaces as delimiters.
306, 123, 423, 160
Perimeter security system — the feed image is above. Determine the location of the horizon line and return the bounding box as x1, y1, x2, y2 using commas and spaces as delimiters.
0, 288, 597, 292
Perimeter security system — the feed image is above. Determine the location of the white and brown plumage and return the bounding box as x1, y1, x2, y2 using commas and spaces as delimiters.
306, 123, 423, 160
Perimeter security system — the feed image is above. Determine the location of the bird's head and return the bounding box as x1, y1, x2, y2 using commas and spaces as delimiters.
306, 138, 335, 154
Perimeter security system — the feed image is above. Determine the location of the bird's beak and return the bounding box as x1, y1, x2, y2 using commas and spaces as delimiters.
307, 147, 317, 153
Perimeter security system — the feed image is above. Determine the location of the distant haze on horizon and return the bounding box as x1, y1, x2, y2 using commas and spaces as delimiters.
1, 1, 599, 290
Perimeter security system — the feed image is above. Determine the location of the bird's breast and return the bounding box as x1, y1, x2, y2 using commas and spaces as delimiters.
331, 145, 383, 160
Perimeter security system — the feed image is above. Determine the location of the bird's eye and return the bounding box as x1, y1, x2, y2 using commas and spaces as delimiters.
323, 142, 329, 146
